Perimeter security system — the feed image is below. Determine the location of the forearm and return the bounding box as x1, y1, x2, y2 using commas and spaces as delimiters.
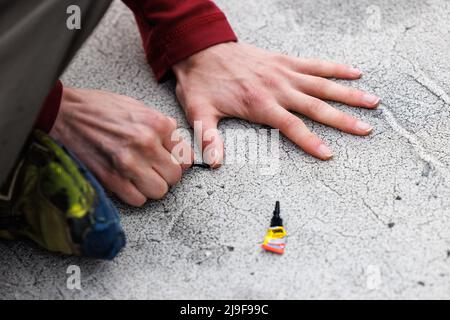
35, 1, 237, 138
122, 0, 237, 81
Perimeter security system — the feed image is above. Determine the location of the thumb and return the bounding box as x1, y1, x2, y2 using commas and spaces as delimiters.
168, 116, 177, 128
192, 115, 223, 168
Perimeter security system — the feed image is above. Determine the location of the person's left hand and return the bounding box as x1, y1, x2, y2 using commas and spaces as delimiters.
173, 42, 380, 167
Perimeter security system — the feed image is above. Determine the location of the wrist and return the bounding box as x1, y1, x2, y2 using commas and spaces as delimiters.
172, 42, 238, 77
50, 86, 78, 141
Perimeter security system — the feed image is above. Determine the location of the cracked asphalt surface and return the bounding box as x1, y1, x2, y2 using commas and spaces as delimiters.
2, 0, 450, 299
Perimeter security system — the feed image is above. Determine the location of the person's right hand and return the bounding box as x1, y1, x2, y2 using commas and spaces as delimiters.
50, 87, 193, 207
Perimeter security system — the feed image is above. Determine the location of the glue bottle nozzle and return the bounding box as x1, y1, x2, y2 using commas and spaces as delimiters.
270, 201, 283, 227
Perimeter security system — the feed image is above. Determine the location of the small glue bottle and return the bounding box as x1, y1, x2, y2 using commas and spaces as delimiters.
261, 201, 287, 254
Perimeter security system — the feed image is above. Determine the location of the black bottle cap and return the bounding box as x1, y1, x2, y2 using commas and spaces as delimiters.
270, 201, 283, 227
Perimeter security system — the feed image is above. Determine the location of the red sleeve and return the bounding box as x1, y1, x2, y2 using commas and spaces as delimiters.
123, 0, 238, 82
34, 80, 63, 133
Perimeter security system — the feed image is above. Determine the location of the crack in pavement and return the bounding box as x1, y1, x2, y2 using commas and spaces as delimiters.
379, 102, 445, 170
412, 69, 450, 106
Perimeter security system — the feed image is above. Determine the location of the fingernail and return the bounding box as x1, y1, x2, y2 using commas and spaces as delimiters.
362, 93, 380, 106
348, 67, 362, 77
204, 150, 215, 165
318, 144, 333, 159
168, 117, 177, 127
356, 120, 373, 133
203, 147, 220, 167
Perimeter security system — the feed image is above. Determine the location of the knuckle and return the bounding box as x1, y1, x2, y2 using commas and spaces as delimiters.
259, 72, 280, 90
169, 166, 183, 185
151, 111, 165, 122
136, 130, 159, 149
341, 113, 356, 128
240, 83, 265, 107
305, 99, 325, 117
336, 63, 349, 74
305, 131, 317, 140
175, 84, 184, 99
133, 198, 147, 207
273, 53, 290, 65
309, 77, 331, 95
183, 98, 205, 123
152, 182, 169, 200
157, 118, 176, 135
316, 77, 330, 90
301, 131, 318, 145
178, 147, 194, 169
335, 111, 348, 126
184, 108, 198, 125
349, 89, 363, 101
144, 112, 174, 133
121, 94, 140, 105
281, 114, 299, 131
112, 150, 134, 171
167, 117, 177, 131
184, 156, 194, 169
182, 91, 201, 107
127, 191, 146, 207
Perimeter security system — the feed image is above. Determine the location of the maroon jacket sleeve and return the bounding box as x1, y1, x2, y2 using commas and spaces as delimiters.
34, 80, 63, 133
123, 0, 238, 81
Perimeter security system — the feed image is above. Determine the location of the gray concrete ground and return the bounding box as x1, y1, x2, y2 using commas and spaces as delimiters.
2, 0, 450, 299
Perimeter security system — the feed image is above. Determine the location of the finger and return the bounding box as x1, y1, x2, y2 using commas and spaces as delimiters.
289, 73, 380, 108
86, 160, 147, 207
150, 145, 183, 186
280, 56, 362, 79
281, 90, 373, 136
146, 112, 177, 136
191, 114, 223, 168
131, 167, 169, 200
163, 133, 194, 170
168, 117, 177, 128
265, 106, 333, 160
111, 180, 147, 207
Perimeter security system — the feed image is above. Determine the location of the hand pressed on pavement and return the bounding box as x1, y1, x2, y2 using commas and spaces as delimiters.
173, 42, 380, 166
51, 87, 193, 207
